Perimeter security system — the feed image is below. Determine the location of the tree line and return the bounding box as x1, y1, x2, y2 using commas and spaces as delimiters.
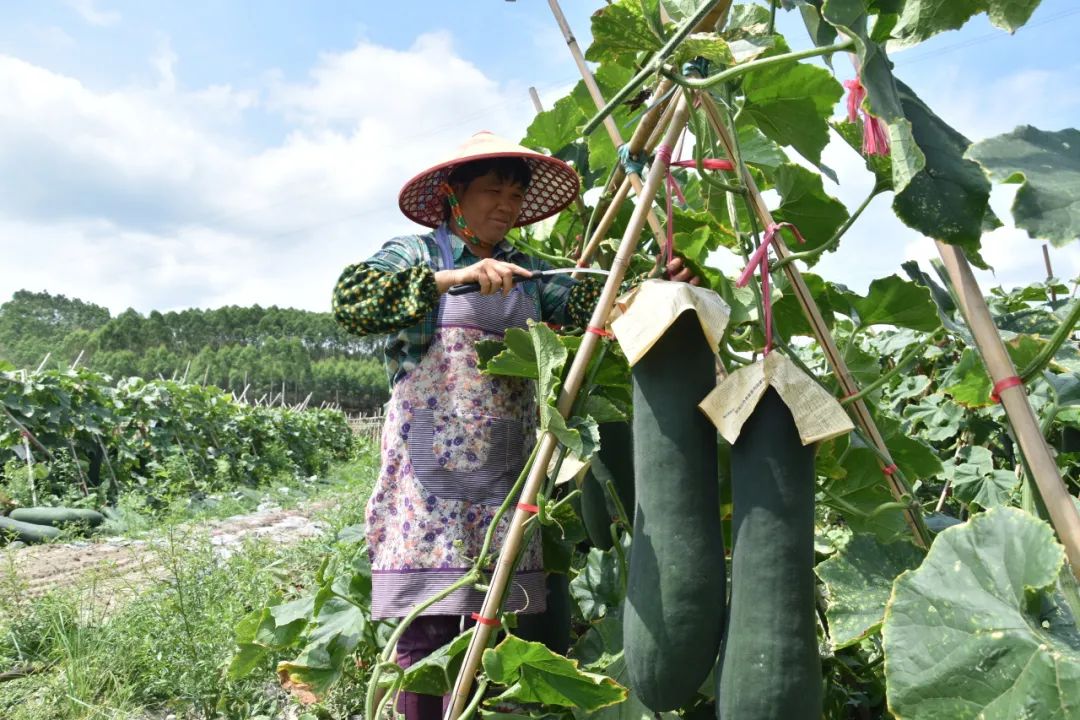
0, 290, 389, 413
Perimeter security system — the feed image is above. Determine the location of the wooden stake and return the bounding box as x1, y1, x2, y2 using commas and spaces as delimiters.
444, 94, 696, 720
1043, 244, 1058, 303
25, 435, 36, 506
699, 93, 930, 547
937, 242, 1080, 578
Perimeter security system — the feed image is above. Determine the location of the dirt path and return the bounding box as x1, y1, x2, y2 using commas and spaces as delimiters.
0, 500, 336, 605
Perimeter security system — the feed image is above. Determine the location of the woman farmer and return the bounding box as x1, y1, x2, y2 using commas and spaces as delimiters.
332, 132, 694, 718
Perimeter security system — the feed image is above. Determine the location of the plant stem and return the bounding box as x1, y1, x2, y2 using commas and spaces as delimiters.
774, 186, 885, 270
457, 677, 490, 720
665, 40, 855, 90
604, 479, 632, 535
1, 405, 55, 461
507, 236, 574, 267
841, 329, 943, 406
1019, 298, 1080, 382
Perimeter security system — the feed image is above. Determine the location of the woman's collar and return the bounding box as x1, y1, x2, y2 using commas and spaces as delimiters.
440, 222, 514, 259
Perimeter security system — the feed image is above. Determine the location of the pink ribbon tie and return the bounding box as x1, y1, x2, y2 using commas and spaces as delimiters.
735, 223, 806, 354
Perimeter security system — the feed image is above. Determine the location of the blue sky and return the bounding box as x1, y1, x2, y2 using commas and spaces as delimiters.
0, 0, 1077, 315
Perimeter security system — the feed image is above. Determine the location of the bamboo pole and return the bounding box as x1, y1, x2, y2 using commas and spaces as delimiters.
698, 93, 931, 548
575, 176, 632, 277
936, 242, 1080, 577
444, 94, 696, 720
547, 0, 665, 242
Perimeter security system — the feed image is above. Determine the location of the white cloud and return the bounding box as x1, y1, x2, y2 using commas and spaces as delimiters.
2, 24, 1077, 320
152, 39, 178, 93
66, 0, 120, 27
0, 33, 541, 314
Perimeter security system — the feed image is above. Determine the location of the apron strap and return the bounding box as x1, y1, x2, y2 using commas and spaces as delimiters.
435, 225, 455, 271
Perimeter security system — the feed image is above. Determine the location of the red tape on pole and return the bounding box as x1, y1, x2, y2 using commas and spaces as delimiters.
990, 376, 1023, 403
586, 326, 614, 339
471, 612, 500, 627
516, 502, 540, 514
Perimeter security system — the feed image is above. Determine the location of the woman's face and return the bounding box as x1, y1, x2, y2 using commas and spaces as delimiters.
454, 171, 526, 247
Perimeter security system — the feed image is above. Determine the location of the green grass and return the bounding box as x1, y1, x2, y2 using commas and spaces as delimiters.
0, 445, 380, 720
99, 444, 380, 539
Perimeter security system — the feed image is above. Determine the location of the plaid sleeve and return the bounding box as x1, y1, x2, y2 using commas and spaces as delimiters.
331, 236, 438, 336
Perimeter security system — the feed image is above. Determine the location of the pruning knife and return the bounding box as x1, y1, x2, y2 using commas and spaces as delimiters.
448, 267, 612, 295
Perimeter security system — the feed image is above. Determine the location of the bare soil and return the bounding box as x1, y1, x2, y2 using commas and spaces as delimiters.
0, 500, 335, 607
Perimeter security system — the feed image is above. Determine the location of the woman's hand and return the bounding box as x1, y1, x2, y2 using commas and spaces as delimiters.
666, 256, 701, 285
436, 259, 533, 296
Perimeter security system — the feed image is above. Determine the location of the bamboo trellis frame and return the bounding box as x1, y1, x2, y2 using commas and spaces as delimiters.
431, 1, 1080, 715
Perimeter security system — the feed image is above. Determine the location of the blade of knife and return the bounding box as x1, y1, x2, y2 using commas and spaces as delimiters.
447, 267, 611, 295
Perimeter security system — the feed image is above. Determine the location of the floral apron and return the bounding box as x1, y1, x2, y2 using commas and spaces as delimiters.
367, 227, 546, 619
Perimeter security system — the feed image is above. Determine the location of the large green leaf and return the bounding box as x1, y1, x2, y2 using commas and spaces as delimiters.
770, 271, 850, 337
875, 411, 945, 479
942, 348, 994, 408
585, 0, 664, 65
532, 321, 567, 404
478, 328, 540, 380
542, 408, 600, 460
276, 596, 367, 701
770, 163, 849, 262
822, 0, 924, 194
825, 447, 911, 542
524, 96, 587, 155
967, 126, 1080, 248
672, 32, 735, 67
1046, 371, 1080, 408
943, 445, 1020, 509
569, 545, 624, 622
882, 506, 1080, 719
851, 275, 941, 332
393, 629, 473, 696
572, 62, 636, 175
890, 0, 1043, 47
816, 533, 924, 649
482, 635, 628, 711
902, 392, 964, 443
736, 124, 789, 170
740, 58, 844, 167
797, 0, 840, 50
942, 337, 1043, 408
892, 80, 997, 264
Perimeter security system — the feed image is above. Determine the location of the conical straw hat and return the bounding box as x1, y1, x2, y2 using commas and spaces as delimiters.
398, 131, 580, 228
